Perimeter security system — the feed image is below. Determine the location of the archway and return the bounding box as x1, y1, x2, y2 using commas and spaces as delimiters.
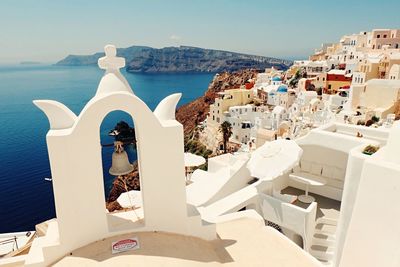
99, 111, 140, 212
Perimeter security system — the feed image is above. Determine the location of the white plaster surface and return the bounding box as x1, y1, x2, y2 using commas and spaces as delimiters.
26, 45, 215, 266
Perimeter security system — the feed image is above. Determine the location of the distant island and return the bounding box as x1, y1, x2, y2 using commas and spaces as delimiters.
55, 45, 293, 73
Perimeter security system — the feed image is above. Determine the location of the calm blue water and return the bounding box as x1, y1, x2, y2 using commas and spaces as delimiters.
0, 64, 214, 233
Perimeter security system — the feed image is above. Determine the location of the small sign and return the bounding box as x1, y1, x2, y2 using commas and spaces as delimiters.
111, 237, 140, 254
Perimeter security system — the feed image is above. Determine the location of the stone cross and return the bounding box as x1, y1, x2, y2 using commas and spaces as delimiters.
98, 45, 125, 71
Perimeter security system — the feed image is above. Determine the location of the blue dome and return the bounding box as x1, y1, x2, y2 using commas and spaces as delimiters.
272, 76, 281, 81
277, 85, 288, 93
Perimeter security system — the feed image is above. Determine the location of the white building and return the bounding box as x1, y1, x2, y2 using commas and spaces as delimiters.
226, 105, 254, 144
266, 84, 295, 109
350, 79, 400, 118
328, 90, 349, 110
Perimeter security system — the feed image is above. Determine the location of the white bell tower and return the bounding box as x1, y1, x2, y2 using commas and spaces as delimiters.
27, 45, 215, 267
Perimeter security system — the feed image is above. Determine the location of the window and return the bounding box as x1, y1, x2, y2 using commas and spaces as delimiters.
396, 44, 399, 49
383, 34, 387, 38
248, 94, 250, 98
213, 115, 215, 120
377, 34, 381, 38
328, 84, 332, 89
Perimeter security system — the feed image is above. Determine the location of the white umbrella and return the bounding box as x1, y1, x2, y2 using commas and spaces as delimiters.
247, 139, 303, 181
184, 153, 206, 182
184, 153, 206, 167
117, 190, 142, 209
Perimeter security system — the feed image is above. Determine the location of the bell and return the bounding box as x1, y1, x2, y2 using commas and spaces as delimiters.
109, 142, 134, 176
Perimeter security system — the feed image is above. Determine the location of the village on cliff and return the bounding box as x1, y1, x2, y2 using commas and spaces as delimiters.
2, 28, 400, 267
199, 29, 400, 155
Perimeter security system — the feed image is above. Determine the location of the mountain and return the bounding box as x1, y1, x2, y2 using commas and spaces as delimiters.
55, 46, 292, 73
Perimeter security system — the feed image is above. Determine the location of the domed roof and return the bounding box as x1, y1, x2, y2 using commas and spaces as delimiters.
272, 76, 282, 82
277, 85, 288, 93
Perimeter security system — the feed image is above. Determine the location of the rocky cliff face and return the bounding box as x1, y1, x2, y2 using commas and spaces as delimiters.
176, 69, 258, 134
56, 46, 292, 73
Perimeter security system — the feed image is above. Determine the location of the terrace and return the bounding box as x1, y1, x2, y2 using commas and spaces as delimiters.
188, 123, 392, 266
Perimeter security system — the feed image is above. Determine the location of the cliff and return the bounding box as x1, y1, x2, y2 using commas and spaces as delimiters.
56, 46, 292, 73
176, 69, 258, 134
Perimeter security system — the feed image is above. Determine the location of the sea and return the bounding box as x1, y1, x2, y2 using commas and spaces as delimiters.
0, 64, 214, 233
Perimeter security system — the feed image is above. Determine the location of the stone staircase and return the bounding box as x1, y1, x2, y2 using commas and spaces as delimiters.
309, 217, 338, 266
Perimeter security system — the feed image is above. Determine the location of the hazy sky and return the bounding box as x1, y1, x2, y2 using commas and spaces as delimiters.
1, 0, 400, 63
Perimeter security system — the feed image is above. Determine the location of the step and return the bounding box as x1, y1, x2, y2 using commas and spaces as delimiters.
315, 222, 337, 235
316, 217, 338, 226
310, 245, 335, 262
313, 229, 336, 241
319, 259, 333, 266
312, 236, 336, 247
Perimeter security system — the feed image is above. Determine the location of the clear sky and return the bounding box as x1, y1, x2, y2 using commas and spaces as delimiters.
1, 0, 400, 63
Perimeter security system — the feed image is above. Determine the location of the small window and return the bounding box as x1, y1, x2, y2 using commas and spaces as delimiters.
377, 34, 380, 38
383, 34, 387, 38
328, 84, 332, 89
213, 115, 215, 120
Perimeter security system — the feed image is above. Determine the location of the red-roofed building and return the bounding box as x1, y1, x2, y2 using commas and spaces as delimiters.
312, 70, 352, 93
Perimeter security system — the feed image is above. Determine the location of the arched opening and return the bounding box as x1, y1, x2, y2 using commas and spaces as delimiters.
99, 111, 140, 213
